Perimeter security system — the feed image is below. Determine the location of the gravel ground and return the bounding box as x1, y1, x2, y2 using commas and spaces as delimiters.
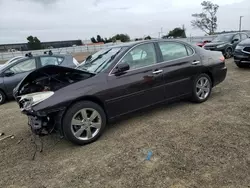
0, 59, 249, 188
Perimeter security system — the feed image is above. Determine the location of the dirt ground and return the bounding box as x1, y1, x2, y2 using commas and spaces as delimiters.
0, 59, 250, 188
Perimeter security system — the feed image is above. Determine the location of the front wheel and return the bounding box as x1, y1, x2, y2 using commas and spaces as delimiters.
192, 74, 212, 103
0, 90, 6, 105
62, 101, 106, 145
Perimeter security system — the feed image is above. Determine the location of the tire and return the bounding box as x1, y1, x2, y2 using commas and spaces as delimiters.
235, 62, 247, 68
191, 74, 212, 103
62, 101, 106, 145
0, 90, 6, 105
224, 48, 233, 59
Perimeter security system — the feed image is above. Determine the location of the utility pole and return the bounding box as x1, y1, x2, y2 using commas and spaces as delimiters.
239, 16, 243, 32
158, 27, 163, 39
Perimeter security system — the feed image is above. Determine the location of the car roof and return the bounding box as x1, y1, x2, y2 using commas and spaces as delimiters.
218, 32, 249, 36
109, 39, 193, 48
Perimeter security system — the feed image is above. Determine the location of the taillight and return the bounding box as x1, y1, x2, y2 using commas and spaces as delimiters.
219, 56, 225, 62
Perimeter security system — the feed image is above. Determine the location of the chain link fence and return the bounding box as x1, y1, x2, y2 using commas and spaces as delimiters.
0, 35, 219, 61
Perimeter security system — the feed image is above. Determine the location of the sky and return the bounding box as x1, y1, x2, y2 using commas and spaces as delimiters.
0, 0, 249, 44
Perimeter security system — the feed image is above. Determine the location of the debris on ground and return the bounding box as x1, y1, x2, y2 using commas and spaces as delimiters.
146, 150, 153, 161
17, 138, 23, 144
0, 135, 14, 142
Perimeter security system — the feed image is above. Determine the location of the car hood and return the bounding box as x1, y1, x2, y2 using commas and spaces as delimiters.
204, 41, 228, 47
14, 65, 94, 98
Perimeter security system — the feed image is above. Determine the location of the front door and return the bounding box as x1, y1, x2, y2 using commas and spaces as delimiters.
105, 43, 165, 118
3, 58, 37, 96
232, 34, 241, 50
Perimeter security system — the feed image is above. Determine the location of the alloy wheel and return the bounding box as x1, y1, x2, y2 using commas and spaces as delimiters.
70, 108, 102, 141
225, 48, 232, 59
196, 77, 211, 100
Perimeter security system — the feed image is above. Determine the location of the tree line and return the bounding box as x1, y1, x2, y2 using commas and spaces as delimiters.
90, 34, 131, 43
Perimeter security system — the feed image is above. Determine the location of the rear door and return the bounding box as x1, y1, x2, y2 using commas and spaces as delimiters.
3, 58, 37, 96
156, 41, 203, 99
105, 42, 165, 118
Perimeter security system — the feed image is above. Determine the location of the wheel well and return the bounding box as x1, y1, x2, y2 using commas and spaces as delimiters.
204, 71, 214, 87
0, 88, 6, 97
225, 46, 233, 51
66, 96, 107, 119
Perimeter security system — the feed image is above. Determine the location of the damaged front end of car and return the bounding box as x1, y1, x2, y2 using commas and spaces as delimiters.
13, 65, 95, 136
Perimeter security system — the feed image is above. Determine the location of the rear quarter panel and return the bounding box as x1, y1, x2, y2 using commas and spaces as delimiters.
196, 47, 227, 86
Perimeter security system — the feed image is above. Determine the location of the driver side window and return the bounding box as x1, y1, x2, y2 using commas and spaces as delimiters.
233, 34, 240, 41
121, 43, 156, 70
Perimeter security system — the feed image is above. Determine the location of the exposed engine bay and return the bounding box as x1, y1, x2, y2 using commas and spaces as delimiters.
14, 65, 95, 137
18, 68, 93, 96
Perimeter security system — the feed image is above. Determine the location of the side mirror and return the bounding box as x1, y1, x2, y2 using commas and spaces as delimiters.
232, 38, 239, 43
113, 63, 130, 75
4, 70, 15, 77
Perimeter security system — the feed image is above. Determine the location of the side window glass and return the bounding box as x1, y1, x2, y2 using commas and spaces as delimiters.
9, 59, 36, 74
233, 34, 240, 41
159, 42, 188, 61
186, 46, 194, 56
241, 34, 248, 40
121, 43, 156, 70
57, 57, 64, 63
40, 57, 62, 66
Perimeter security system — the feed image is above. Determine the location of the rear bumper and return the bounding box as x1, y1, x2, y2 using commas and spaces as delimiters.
212, 66, 227, 87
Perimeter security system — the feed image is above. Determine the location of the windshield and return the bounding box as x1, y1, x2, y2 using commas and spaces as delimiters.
77, 47, 122, 73
212, 34, 234, 42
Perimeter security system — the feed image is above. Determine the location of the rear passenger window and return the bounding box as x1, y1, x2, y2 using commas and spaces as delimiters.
241, 34, 248, 40
40, 56, 64, 67
186, 46, 194, 56
159, 42, 188, 61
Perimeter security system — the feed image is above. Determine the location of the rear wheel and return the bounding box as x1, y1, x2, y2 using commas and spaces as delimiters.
192, 74, 212, 103
0, 90, 6, 105
224, 48, 233, 59
235, 62, 248, 68
62, 101, 106, 145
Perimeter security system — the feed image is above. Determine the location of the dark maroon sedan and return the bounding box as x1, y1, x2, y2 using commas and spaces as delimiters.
14, 40, 227, 145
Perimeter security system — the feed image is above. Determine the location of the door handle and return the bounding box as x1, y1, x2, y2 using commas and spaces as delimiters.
152, 70, 163, 74
192, 61, 201, 65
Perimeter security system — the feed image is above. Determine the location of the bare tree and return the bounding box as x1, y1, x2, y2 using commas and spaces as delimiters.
191, 1, 219, 35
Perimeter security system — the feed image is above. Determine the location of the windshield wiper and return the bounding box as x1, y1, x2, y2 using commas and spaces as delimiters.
85, 49, 112, 65
94, 49, 122, 73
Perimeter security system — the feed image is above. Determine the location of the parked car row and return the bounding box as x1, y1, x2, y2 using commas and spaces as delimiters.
11, 39, 227, 145
200, 32, 250, 68
0, 52, 79, 104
